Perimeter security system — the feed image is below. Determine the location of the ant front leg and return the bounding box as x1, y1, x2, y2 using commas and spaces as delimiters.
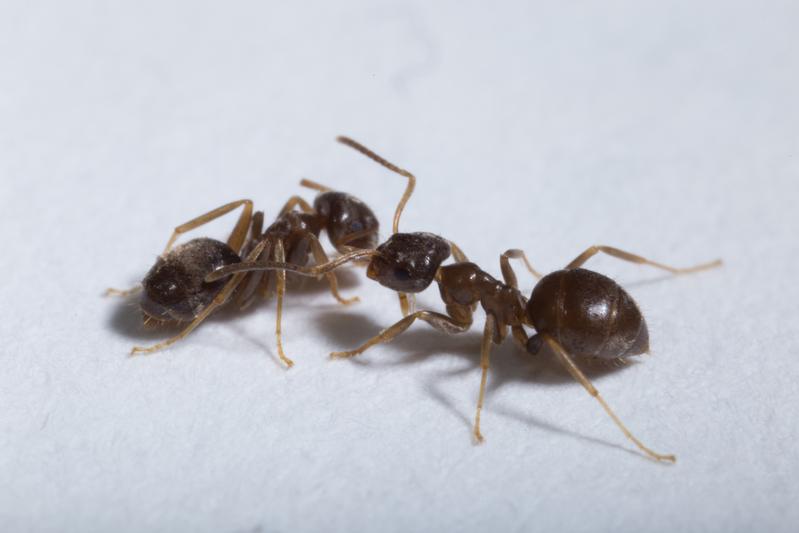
306, 234, 360, 305
565, 245, 721, 274
330, 310, 471, 359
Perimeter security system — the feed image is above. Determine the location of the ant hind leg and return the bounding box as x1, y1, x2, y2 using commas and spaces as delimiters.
541, 334, 676, 463
565, 245, 721, 274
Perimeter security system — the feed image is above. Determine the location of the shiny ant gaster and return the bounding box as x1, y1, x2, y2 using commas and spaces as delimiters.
209, 137, 722, 462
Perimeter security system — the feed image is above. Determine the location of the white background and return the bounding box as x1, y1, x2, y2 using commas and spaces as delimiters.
1, 1, 797, 532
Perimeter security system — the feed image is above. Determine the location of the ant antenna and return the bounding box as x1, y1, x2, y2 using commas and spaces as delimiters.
336, 136, 416, 234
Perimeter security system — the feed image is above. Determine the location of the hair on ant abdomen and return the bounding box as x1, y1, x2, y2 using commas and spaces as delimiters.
210, 136, 722, 463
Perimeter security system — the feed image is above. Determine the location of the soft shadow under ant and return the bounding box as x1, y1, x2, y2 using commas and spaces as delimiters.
312, 308, 644, 455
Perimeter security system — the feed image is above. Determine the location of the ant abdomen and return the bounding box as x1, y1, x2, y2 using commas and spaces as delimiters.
313, 191, 379, 252
140, 238, 241, 322
526, 268, 649, 359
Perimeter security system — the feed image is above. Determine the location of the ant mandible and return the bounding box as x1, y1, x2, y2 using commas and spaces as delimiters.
209, 136, 722, 462
106, 176, 381, 367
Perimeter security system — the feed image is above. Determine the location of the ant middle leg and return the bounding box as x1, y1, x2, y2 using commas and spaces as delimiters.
306, 234, 360, 305
330, 310, 471, 359
473, 314, 496, 443
565, 245, 722, 274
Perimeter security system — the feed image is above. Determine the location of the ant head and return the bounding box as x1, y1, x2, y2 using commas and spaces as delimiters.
367, 232, 451, 292
140, 238, 241, 322
313, 191, 379, 252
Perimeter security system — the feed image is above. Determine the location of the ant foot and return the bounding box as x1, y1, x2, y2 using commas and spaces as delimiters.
330, 350, 359, 359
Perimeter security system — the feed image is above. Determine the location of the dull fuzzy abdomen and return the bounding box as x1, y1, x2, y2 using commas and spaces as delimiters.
526, 268, 649, 359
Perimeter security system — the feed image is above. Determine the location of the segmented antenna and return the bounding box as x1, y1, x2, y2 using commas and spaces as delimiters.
336, 136, 416, 234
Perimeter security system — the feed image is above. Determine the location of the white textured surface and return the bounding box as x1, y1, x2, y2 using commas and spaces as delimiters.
1, 1, 798, 532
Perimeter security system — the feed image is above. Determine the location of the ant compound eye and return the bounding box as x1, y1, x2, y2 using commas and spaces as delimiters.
393, 267, 412, 282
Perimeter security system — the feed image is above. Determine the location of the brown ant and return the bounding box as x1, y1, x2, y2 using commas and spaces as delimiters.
208, 136, 722, 462
106, 176, 381, 367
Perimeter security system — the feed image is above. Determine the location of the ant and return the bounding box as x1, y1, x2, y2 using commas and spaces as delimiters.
208, 136, 722, 462
106, 174, 382, 367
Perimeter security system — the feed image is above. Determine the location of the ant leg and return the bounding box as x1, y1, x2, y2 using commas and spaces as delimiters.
565, 245, 722, 274
541, 334, 676, 463
511, 325, 529, 352
449, 241, 469, 263
107, 202, 254, 297
235, 238, 272, 310
278, 196, 315, 216
300, 178, 333, 193
330, 310, 470, 359
473, 314, 496, 443
129, 241, 268, 356
500, 250, 543, 289
274, 239, 295, 368
306, 234, 360, 305
162, 199, 254, 255
104, 286, 142, 297
250, 211, 264, 239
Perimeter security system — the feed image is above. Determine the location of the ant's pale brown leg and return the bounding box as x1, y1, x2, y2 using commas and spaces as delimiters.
162, 199, 254, 255
278, 196, 315, 216
129, 242, 268, 356
511, 325, 529, 352
235, 238, 272, 310
300, 178, 333, 193
449, 241, 469, 263
565, 245, 722, 274
501, 249, 543, 287
274, 239, 295, 368
542, 334, 676, 463
473, 314, 496, 443
306, 234, 360, 305
330, 310, 470, 359
104, 286, 142, 297
108, 201, 253, 296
